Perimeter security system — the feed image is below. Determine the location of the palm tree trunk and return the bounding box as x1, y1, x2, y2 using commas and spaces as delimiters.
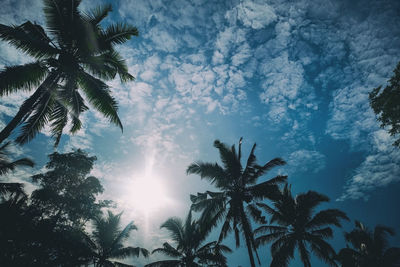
0, 73, 59, 144
240, 205, 257, 267
244, 234, 257, 267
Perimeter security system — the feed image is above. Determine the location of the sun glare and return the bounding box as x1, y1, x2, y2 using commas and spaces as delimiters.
128, 174, 169, 213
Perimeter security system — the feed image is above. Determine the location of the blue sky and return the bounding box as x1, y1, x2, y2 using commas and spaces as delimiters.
1, 0, 400, 266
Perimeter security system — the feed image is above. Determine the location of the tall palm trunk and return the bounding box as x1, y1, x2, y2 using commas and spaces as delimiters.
240, 205, 258, 267
0, 73, 59, 144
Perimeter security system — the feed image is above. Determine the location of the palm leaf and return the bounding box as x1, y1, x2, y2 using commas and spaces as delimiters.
100, 22, 138, 46
0, 62, 48, 96
306, 209, 349, 229
152, 242, 182, 258
160, 217, 184, 245
16, 90, 55, 144
187, 162, 227, 187
0, 21, 58, 58
85, 3, 113, 26
144, 260, 181, 267
77, 71, 123, 131
112, 246, 148, 259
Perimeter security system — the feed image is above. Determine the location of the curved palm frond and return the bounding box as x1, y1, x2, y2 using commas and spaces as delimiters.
152, 242, 182, 258
77, 71, 122, 131
0, 62, 48, 96
160, 217, 184, 245
0, 22, 58, 58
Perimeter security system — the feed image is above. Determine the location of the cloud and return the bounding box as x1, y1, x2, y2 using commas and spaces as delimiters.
288, 149, 327, 174
338, 130, 400, 201
227, 0, 277, 30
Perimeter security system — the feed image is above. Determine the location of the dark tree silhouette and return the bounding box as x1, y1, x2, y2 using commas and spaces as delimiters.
0, 149, 111, 266
187, 138, 287, 267
0, 141, 34, 199
255, 184, 348, 267
30, 149, 108, 227
337, 221, 400, 267
369, 61, 400, 147
145, 210, 231, 267
0, 0, 138, 146
87, 210, 148, 267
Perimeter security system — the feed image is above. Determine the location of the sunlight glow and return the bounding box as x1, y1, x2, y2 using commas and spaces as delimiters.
129, 174, 169, 213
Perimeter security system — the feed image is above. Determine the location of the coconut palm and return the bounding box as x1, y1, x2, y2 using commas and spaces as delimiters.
0, 141, 34, 198
145, 211, 232, 267
87, 211, 148, 267
0, 0, 138, 146
187, 138, 287, 267
255, 184, 349, 267
337, 221, 400, 267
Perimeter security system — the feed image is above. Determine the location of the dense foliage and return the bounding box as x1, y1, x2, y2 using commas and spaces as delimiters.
369, 61, 400, 147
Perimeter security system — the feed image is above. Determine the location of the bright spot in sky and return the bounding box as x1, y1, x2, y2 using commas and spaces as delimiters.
128, 174, 170, 213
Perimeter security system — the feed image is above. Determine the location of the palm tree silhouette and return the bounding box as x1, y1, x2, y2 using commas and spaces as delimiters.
337, 221, 400, 267
87, 210, 148, 267
0, 141, 34, 198
187, 138, 287, 267
0, 0, 138, 146
145, 210, 231, 267
255, 184, 348, 267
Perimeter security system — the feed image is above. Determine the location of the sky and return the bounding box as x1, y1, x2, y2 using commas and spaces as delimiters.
0, 0, 400, 266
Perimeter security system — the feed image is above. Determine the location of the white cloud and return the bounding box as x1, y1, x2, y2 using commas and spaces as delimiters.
229, 0, 277, 30
338, 130, 400, 201
288, 149, 327, 174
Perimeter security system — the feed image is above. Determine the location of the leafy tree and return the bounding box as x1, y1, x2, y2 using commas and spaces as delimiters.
0, 149, 111, 266
187, 138, 287, 267
0, 141, 34, 199
30, 149, 107, 227
337, 221, 400, 267
0, 0, 138, 146
87, 210, 149, 267
369, 61, 400, 147
145, 210, 231, 267
255, 184, 348, 267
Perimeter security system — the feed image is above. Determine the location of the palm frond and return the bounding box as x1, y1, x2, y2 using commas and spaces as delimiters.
160, 217, 184, 245
270, 236, 296, 267
43, 0, 82, 46
0, 62, 48, 96
144, 260, 181, 267
0, 182, 26, 197
253, 157, 286, 180
298, 240, 312, 267
307, 209, 349, 229
187, 162, 227, 187
77, 71, 122, 131
85, 3, 113, 26
49, 101, 68, 147
152, 242, 181, 258
246, 203, 266, 224
306, 234, 338, 266
112, 246, 148, 259
247, 180, 281, 201
110, 221, 137, 251
16, 90, 55, 144
213, 139, 242, 179
100, 22, 138, 46
0, 22, 58, 58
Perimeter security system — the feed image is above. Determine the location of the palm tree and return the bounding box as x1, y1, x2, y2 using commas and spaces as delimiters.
87, 210, 149, 267
0, 0, 138, 146
145, 211, 232, 267
255, 184, 349, 267
0, 141, 34, 198
187, 138, 287, 267
337, 221, 400, 267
